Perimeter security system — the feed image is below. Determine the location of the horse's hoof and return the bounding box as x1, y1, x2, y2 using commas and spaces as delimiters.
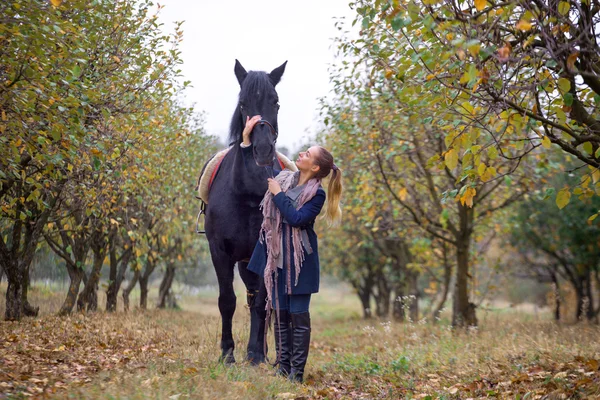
219, 351, 235, 365
246, 352, 265, 366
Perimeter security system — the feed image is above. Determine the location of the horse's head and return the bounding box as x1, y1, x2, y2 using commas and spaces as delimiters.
229, 59, 287, 167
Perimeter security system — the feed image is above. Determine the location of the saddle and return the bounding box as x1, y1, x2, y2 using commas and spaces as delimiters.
196, 146, 297, 203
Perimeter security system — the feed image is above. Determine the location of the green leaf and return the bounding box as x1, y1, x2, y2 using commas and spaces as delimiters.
391, 15, 406, 31
72, 65, 81, 79
563, 92, 573, 106
362, 17, 370, 29
583, 142, 593, 155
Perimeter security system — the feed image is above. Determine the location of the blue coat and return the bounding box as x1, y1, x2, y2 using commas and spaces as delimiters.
248, 187, 326, 294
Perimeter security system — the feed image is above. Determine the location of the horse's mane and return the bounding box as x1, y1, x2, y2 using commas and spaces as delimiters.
228, 71, 277, 146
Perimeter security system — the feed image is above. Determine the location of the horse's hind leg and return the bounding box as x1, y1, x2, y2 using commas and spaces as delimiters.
239, 261, 267, 365
212, 250, 237, 364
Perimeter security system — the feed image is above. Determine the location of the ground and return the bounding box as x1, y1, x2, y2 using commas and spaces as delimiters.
0, 281, 599, 399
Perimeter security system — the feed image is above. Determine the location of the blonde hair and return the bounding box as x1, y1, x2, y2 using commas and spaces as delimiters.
314, 146, 343, 226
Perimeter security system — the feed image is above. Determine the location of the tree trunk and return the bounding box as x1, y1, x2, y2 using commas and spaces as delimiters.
432, 251, 452, 322
452, 204, 477, 328
584, 270, 595, 321
550, 273, 561, 322
122, 269, 140, 311
575, 285, 584, 322
392, 280, 405, 322
157, 263, 177, 309
139, 275, 150, 310
106, 239, 132, 312
58, 265, 84, 316
77, 242, 105, 312
374, 271, 390, 318
406, 268, 419, 322
5, 266, 24, 321
139, 259, 157, 310
358, 289, 372, 319
21, 264, 39, 316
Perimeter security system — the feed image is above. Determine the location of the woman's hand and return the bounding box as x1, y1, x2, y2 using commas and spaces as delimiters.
267, 178, 282, 195
242, 115, 262, 146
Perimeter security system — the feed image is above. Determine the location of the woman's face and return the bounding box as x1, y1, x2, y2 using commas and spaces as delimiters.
295, 146, 321, 175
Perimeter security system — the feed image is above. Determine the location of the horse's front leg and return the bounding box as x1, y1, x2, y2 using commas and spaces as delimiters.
212, 247, 237, 364
239, 261, 267, 365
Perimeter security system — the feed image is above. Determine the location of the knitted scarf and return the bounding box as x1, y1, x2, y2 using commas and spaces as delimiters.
259, 170, 320, 309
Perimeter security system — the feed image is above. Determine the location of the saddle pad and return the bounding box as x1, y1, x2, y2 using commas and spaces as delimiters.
197, 147, 298, 203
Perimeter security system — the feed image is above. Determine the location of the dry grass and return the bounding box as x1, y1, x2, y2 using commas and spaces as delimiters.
1, 281, 599, 399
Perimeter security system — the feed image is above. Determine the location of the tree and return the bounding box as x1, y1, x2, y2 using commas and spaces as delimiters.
0, 0, 209, 319
510, 172, 600, 321
352, 0, 600, 209
322, 18, 538, 324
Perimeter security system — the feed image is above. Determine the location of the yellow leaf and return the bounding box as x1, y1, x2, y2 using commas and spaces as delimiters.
444, 148, 458, 170
1, 110, 6, 121
474, 0, 487, 11
426, 74, 435, 81
558, 1, 570, 15
477, 162, 486, 176
460, 187, 476, 208
468, 43, 481, 57
462, 101, 474, 115
542, 136, 551, 149
516, 20, 532, 31
398, 188, 408, 201
481, 166, 496, 182
583, 142, 593, 155
384, 69, 393, 79
556, 188, 571, 209
589, 213, 598, 223
592, 168, 600, 184
50, 0, 62, 7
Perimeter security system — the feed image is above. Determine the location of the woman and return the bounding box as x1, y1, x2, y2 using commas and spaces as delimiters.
246, 118, 343, 383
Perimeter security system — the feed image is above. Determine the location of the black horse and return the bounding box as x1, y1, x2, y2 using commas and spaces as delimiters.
204, 59, 287, 364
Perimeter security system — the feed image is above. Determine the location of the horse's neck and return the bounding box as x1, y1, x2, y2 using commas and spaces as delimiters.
226, 146, 267, 198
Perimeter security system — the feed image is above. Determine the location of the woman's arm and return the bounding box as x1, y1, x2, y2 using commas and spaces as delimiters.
272, 190, 325, 227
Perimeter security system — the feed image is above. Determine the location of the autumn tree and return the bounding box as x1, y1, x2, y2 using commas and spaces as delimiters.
322, 13, 538, 324
0, 0, 211, 319
510, 170, 600, 322
352, 0, 600, 209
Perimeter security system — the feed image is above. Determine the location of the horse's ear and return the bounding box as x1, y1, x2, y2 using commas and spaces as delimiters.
234, 59, 248, 87
268, 61, 287, 86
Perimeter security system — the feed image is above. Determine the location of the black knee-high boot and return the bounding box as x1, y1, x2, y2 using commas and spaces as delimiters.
274, 309, 292, 376
289, 312, 311, 383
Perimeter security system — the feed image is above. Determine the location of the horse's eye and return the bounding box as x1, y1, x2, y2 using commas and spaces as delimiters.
240, 105, 244, 112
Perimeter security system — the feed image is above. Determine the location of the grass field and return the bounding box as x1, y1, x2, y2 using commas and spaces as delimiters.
1, 281, 599, 399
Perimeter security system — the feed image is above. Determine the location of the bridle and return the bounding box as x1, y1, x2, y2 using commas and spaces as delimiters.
195, 118, 279, 234
254, 119, 278, 143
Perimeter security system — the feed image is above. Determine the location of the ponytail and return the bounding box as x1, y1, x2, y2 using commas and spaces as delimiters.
324, 167, 343, 226
314, 146, 343, 226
